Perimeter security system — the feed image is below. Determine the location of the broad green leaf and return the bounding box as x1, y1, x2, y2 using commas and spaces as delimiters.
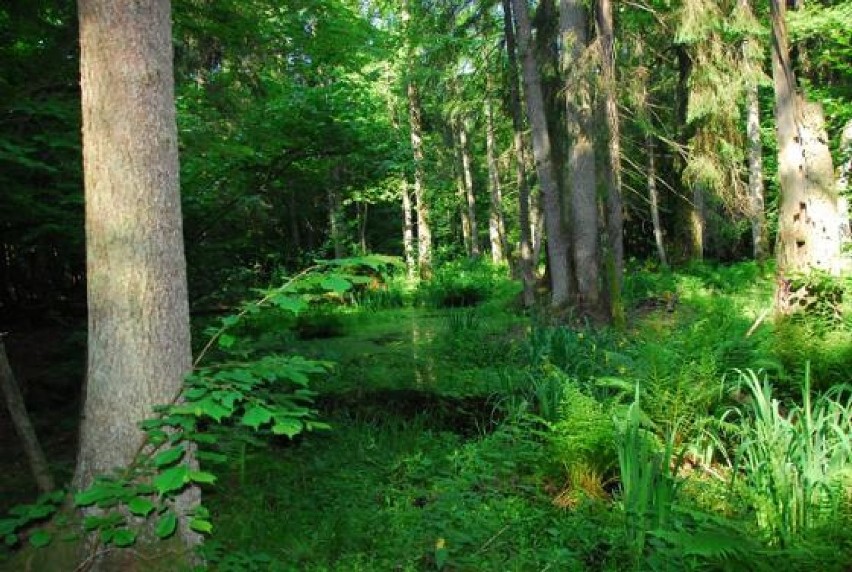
189, 518, 213, 534
270, 294, 307, 314
242, 405, 273, 429
271, 417, 302, 438
155, 512, 177, 539
221, 315, 240, 327
4, 534, 16, 546
111, 528, 136, 547
217, 333, 236, 349
152, 445, 185, 468
197, 451, 228, 464
29, 529, 52, 548
153, 465, 189, 495
75, 485, 120, 507
184, 387, 208, 400
188, 471, 217, 485
0, 519, 19, 537
320, 275, 352, 293
127, 497, 155, 517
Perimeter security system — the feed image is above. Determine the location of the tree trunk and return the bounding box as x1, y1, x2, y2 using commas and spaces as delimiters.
485, 91, 507, 266
0, 336, 55, 493
452, 121, 474, 256
595, 0, 624, 320
502, 0, 535, 305
327, 170, 345, 259
561, 0, 600, 311
647, 135, 668, 267
745, 81, 768, 261
771, 0, 840, 279
401, 180, 416, 280
76, 0, 199, 562
512, 0, 571, 306
407, 81, 433, 279
691, 185, 705, 260
458, 118, 480, 258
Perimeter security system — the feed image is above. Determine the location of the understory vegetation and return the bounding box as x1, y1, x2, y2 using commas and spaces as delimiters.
8, 259, 850, 570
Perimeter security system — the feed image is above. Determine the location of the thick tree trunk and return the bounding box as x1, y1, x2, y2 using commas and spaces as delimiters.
691, 186, 705, 260
512, 0, 571, 306
771, 0, 840, 278
502, 0, 535, 305
76, 0, 199, 562
561, 0, 600, 311
647, 135, 668, 267
485, 93, 507, 266
407, 81, 433, 279
458, 118, 480, 257
745, 82, 768, 261
0, 336, 55, 493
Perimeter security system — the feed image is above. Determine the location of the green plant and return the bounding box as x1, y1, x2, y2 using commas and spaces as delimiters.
615, 390, 684, 561
0, 491, 65, 549
726, 367, 852, 547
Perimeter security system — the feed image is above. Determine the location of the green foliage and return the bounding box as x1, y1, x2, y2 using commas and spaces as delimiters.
725, 368, 852, 547
415, 260, 513, 309
0, 491, 64, 548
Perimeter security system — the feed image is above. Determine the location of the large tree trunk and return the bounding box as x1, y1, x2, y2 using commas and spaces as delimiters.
561, 0, 600, 312
502, 0, 535, 305
76, 0, 199, 562
770, 0, 840, 280
327, 167, 345, 259
407, 81, 433, 279
454, 136, 473, 256
512, 0, 571, 306
458, 118, 480, 257
485, 91, 508, 266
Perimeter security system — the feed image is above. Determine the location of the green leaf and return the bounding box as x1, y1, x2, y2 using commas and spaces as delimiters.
111, 528, 136, 547
196, 451, 228, 464
152, 445, 185, 468
155, 512, 177, 539
271, 417, 303, 438
221, 315, 240, 327
127, 497, 155, 518
153, 465, 189, 495
217, 333, 236, 349
189, 518, 213, 534
188, 471, 217, 485
241, 405, 273, 429
184, 387, 208, 400
320, 275, 352, 293
75, 484, 120, 507
4, 534, 17, 546
270, 294, 307, 314
29, 529, 52, 548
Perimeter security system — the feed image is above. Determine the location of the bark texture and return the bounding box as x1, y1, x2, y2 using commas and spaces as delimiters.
771, 0, 840, 276
512, 0, 571, 306
76, 0, 199, 564
485, 92, 507, 265
407, 81, 433, 279
561, 0, 600, 310
647, 135, 668, 267
745, 82, 768, 261
458, 118, 480, 257
401, 181, 416, 279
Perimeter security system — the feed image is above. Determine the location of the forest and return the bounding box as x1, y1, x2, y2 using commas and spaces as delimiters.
1, 0, 851, 570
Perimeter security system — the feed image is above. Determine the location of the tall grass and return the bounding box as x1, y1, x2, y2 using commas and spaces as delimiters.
728, 367, 852, 546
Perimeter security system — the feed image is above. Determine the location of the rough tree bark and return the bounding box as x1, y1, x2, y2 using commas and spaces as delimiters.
407, 80, 433, 279
458, 118, 480, 257
770, 0, 841, 280
647, 135, 668, 267
76, 0, 200, 565
401, 181, 416, 280
511, 0, 571, 306
561, 0, 601, 311
745, 81, 768, 261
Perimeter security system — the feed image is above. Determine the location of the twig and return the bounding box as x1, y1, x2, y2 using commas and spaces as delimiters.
475, 524, 510, 554
746, 308, 770, 337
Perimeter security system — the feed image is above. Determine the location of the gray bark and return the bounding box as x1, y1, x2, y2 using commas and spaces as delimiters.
458, 118, 480, 257
512, 0, 571, 306
76, 0, 200, 558
485, 93, 507, 265
771, 0, 840, 276
561, 0, 600, 310
647, 135, 668, 267
401, 180, 416, 279
407, 81, 433, 279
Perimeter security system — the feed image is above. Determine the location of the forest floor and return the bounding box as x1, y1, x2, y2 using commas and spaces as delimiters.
3, 261, 852, 570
